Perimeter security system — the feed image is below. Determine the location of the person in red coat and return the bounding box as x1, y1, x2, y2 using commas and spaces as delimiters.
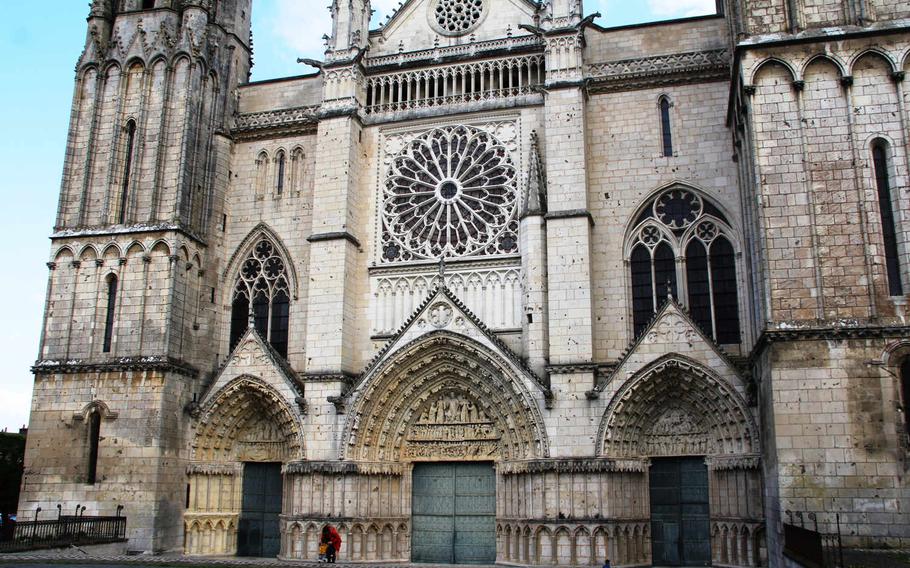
321, 525, 342, 563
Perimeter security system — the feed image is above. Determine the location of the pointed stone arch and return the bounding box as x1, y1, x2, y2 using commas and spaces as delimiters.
597, 354, 757, 459
192, 374, 304, 463
222, 223, 299, 299
342, 331, 548, 462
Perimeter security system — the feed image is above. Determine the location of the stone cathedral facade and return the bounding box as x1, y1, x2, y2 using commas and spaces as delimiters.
19, 0, 910, 565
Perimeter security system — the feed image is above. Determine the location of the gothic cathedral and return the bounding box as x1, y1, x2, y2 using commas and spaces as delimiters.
20, 0, 910, 565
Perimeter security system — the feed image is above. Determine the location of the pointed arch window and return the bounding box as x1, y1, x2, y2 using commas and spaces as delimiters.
230, 239, 291, 358
255, 151, 269, 196
628, 187, 741, 343
119, 120, 137, 224
659, 96, 674, 157
276, 151, 286, 196
86, 409, 101, 485
873, 140, 903, 296
290, 147, 304, 194
102, 275, 118, 353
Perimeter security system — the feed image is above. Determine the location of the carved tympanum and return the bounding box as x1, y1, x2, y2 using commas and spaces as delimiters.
405, 391, 501, 459
642, 406, 708, 457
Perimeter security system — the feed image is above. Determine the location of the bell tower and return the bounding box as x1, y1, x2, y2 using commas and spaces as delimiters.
21, 0, 252, 553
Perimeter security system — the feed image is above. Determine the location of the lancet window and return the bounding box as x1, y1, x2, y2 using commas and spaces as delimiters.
872, 140, 903, 296
628, 187, 742, 344
86, 409, 101, 485
229, 239, 290, 358
118, 120, 137, 223
276, 151, 286, 196
102, 275, 118, 353
659, 96, 673, 157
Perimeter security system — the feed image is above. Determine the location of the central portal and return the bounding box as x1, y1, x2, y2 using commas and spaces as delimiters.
411, 462, 496, 565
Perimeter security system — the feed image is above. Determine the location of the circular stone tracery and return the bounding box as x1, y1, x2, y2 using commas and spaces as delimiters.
654, 187, 703, 230
382, 125, 519, 262
433, 0, 486, 35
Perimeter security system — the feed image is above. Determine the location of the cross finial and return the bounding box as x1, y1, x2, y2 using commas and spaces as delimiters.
666, 280, 673, 300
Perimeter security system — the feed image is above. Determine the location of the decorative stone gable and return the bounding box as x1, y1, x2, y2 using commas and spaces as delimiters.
371, 0, 541, 57
342, 286, 549, 462
199, 328, 304, 412
596, 299, 744, 398
363, 285, 545, 396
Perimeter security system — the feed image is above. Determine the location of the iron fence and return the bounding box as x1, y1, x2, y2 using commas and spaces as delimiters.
783, 511, 844, 568
0, 506, 126, 553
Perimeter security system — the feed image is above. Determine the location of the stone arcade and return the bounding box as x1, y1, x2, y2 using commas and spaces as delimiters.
19, 0, 910, 566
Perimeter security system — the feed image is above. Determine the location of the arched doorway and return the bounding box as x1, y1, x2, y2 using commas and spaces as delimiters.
186, 375, 304, 557
598, 356, 761, 567
341, 331, 549, 564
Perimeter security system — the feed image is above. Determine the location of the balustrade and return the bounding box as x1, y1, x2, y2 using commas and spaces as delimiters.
365, 55, 545, 115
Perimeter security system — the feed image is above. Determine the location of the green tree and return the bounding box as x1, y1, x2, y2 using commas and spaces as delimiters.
0, 432, 25, 516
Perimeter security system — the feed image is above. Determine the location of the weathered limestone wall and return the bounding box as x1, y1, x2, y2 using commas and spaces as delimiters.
39, 235, 208, 368
586, 80, 742, 360
19, 370, 194, 552
758, 340, 910, 548
737, 31, 910, 557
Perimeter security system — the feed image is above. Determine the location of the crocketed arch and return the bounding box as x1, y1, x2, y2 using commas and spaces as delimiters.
343, 331, 548, 461
597, 355, 757, 458
192, 375, 304, 462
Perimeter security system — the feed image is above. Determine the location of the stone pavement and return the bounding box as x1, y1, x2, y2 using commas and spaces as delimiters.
0, 550, 500, 568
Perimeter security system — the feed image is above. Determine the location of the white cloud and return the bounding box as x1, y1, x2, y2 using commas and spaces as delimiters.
646, 0, 717, 18
270, 0, 407, 62
270, 0, 332, 60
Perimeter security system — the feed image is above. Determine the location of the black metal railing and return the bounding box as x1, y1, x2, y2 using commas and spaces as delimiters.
0, 506, 126, 553
783, 511, 845, 568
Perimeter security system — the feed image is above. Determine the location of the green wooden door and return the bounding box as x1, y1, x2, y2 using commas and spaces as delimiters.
412, 462, 496, 565
650, 457, 711, 567
238, 463, 283, 558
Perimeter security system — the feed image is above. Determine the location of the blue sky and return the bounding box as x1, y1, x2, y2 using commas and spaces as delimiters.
0, 0, 716, 432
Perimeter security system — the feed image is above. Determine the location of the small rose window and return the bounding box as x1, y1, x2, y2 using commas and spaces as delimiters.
433, 0, 485, 35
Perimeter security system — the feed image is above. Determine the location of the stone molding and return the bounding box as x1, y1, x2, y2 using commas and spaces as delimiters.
707, 454, 762, 471
283, 461, 404, 476
233, 105, 320, 140
544, 209, 596, 225
758, 323, 910, 344
32, 356, 199, 378
186, 462, 243, 476
586, 48, 730, 93
51, 222, 207, 246
498, 458, 649, 475
300, 371, 358, 384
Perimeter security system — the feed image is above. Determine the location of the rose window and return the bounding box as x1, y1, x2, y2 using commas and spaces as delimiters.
433, 0, 485, 35
654, 188, 702, 230
382, 125, 518, 262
